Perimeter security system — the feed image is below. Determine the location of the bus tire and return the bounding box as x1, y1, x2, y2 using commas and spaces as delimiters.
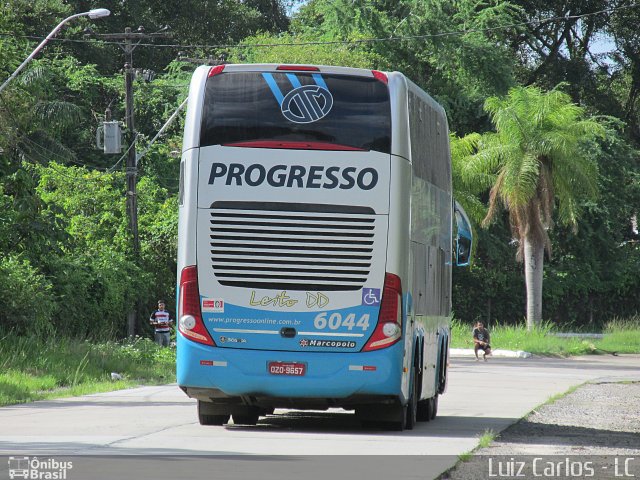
417, 397, 431, 422
232, 410, 260, 426
393, 404, 408, 431
438, 338, 449, 394
199, 413, 230, 426
405, 368, 418, 430
197, 401, 230, 426
357, 404, 406, 431
378, 404, 406, 431
430, 395, 439, 420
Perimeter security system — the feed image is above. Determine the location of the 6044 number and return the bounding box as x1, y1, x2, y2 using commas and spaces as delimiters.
313, 312, 370, 331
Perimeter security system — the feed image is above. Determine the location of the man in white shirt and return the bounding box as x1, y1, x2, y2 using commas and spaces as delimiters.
150, 300, 173, 347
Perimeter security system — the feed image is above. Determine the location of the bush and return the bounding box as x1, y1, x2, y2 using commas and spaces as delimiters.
44, 253, 138, 338
0, 255, 55, 334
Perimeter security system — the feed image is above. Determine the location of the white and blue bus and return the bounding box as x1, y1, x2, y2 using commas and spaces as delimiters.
176, 64, 472, 431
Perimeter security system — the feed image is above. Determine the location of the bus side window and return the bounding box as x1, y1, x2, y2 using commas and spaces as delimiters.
454, 201, 473, 267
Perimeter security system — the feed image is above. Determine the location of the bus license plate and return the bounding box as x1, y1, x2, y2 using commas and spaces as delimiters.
268, 361, 306, 376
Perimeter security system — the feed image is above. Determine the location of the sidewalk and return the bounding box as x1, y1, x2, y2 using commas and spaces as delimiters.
450, 348, 532, 358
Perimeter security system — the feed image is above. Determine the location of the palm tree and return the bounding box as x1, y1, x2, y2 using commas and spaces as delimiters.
451, 132, 488, 226
460, 85, 604, 329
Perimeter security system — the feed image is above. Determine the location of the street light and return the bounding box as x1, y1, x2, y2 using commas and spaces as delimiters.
0, 8, 111, 95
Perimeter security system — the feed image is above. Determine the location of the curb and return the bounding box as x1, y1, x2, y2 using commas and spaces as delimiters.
450, 348, 532, 358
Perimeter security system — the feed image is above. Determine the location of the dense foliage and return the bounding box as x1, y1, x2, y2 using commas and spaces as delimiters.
0, 0, 638, 337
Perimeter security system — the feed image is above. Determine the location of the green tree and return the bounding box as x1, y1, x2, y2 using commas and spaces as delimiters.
451, 132, 488, 225
33, 162, 178, 337
544, 122, 640, 325
288, 0, 522, 133
234, 32, 385, 68
461, 85, 605, 328
607, 1, 640, 143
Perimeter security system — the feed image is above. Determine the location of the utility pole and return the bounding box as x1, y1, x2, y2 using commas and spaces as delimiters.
91, 26, 170, 336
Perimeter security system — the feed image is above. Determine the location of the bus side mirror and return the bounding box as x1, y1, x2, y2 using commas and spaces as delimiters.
456, 236, 471, 266
454, 201, 473, 267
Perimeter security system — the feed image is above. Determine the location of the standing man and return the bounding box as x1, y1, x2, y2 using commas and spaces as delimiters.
473, 321, 492, 361
150, 300, 173, 347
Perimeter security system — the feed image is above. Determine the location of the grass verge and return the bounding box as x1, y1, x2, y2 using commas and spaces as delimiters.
457, 429, 498, 463
442, 383, 592, 478
450, 316, 640, 355
541, 383, 583, 407
0, 333, 175, 406
455, 384, 583, 467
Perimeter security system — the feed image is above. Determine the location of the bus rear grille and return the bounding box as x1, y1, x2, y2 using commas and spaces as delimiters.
209, 202, 377, 291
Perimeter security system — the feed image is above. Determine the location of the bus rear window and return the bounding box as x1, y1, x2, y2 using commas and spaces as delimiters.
200, 71, 391, 153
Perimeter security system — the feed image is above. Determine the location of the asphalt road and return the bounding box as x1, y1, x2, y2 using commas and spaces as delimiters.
1, 355, 638, 480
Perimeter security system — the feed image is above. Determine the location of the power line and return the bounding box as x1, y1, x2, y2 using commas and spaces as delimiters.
135, 97, 187, 167
1, 94, 181, 188
0, 3, 638, 50
1, 87, 184, 176
1, 131, 119, 183
107, 133, 138, 173
0, 95, 104, 171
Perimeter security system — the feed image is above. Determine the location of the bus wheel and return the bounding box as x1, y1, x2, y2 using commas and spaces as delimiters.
405, 369, 418, 430
197, 401, 230, 426
430, 395, 439, 420
438, 346, 448, 393
232, 410, 260, 426
357, 404, 406, 431
392, 404, 408, 431
417, 396, 431, 422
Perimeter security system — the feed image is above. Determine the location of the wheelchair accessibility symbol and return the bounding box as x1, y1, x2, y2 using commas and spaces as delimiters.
361, 288, 381, 306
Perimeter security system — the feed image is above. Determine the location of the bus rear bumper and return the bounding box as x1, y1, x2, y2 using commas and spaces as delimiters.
177, 338, 405, 407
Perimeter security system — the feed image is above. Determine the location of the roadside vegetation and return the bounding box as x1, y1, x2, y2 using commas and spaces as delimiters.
1, 0, 638, 344
4, 315, 636, 408
0, 333, 175, 406
0, 1, 639, 403
450, 316, 640, 355
457, 429, 499, 463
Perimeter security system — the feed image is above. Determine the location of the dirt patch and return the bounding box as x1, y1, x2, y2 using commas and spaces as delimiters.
441, 381, 640, 479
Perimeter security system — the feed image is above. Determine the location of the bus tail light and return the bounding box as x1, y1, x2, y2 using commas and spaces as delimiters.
178, 266, 215, 346
208, 65, 225, 77
276, 65, 320, 71
372, 70, 388, 84
223, 140, 365, 151
363, 273, 402, 351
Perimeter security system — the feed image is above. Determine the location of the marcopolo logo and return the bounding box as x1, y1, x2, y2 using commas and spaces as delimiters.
281, 85, 333, 124
299, 339, 357, 349
208, 163, 378, 191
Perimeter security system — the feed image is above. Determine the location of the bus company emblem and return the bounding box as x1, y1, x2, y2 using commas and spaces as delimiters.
202, 298, 224, 313
281, 85, 333, 124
